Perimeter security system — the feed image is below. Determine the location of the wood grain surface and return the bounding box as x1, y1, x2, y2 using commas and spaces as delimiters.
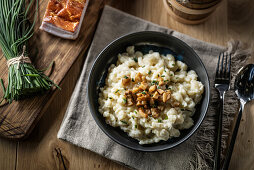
0, 0, 253, 169
0, 0, 104, 139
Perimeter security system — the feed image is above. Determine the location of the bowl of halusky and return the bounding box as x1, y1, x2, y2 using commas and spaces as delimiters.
87, 31, 210, 151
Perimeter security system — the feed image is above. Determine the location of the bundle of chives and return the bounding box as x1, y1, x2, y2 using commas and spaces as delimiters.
0, 0, 59, 103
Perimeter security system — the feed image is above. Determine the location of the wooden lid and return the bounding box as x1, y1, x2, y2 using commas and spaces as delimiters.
168, 0, 221, 15
177, 0, 222, 9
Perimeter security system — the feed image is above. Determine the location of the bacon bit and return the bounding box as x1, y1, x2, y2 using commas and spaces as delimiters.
136, 101, 142, 107
164, 90, 171, 101
157, 89, 164, 95
144, 105, 149, 109
159, 81, 164, 86
127, 98, 134, 106
158, 77, 165, 86
150, 98, 155, 105
138, 108, 148, 118
173, 101, 180, 107
158, 95, 163, 102
151, 108, 159, 118
149, 85, 157, 93
146, 109, 152, 115
152, 91, 159, 99
132, 87, 140, 94
122, 77, 131, 86
124, 90, 135, 106
136, 96, 143, 101
165, 90, 171, 94
136, 93, 142, 97
142, 76, 147, 82
163, 92, 171, 103
125, 90, 132, 95
145, 94, 151, 99
135, 73, 142, 82
162, 93, 167, 103
125, 91, 132, 97
132, 93, 137, 101
166, 92, 171, 100
137, 95, 149, 101
141, 101, 147, 105
139, 82, 148, 90
162, 93, 171, 103
158, 105, 165, 111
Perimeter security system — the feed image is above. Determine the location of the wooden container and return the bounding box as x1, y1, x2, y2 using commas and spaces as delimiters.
163, 0, 222, 24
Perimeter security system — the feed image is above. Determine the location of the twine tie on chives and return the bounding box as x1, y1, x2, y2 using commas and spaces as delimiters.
7, 46, 31, 69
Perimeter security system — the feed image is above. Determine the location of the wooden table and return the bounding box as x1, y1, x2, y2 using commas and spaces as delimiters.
0, 0, 253, 169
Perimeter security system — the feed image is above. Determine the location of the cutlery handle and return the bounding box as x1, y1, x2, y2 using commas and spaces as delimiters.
213, 92, 224, 170
222, 106, 243, 170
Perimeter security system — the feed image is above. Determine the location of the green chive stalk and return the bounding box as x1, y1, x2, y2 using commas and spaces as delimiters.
0, 0, 59, 103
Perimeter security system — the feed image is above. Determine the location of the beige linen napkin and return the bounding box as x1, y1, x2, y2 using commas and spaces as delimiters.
57, 5, 251, 170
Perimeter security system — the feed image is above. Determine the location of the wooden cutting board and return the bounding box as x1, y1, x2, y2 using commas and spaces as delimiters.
0, 0, 105, 140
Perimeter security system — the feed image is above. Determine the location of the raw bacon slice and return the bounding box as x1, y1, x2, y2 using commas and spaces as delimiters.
40, 0, 89, 39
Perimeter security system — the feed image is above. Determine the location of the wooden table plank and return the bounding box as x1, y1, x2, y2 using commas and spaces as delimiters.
228, 0, 254, 52
229, 101, 254, 170
0, 139, 16, 170
0, 0, 253, 169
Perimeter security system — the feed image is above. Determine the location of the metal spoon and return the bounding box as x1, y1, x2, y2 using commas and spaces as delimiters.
222, 64, 254, 170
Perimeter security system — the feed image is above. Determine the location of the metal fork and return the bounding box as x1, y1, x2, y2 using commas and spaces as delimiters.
213, 52, 231, 170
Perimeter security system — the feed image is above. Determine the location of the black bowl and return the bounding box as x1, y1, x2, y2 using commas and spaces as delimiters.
87, 31, 210, 152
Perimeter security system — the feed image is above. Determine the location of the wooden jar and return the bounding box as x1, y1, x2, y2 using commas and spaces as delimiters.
163, 0, 222, 24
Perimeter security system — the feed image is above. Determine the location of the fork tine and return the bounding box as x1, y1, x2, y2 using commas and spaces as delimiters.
220, 52, 225, 77
227, 53, 231, 78
216, 53, 222, 77
224, 52, 228, 77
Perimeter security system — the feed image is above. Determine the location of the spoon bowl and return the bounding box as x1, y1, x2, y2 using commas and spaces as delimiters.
234, 64, 254, 103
